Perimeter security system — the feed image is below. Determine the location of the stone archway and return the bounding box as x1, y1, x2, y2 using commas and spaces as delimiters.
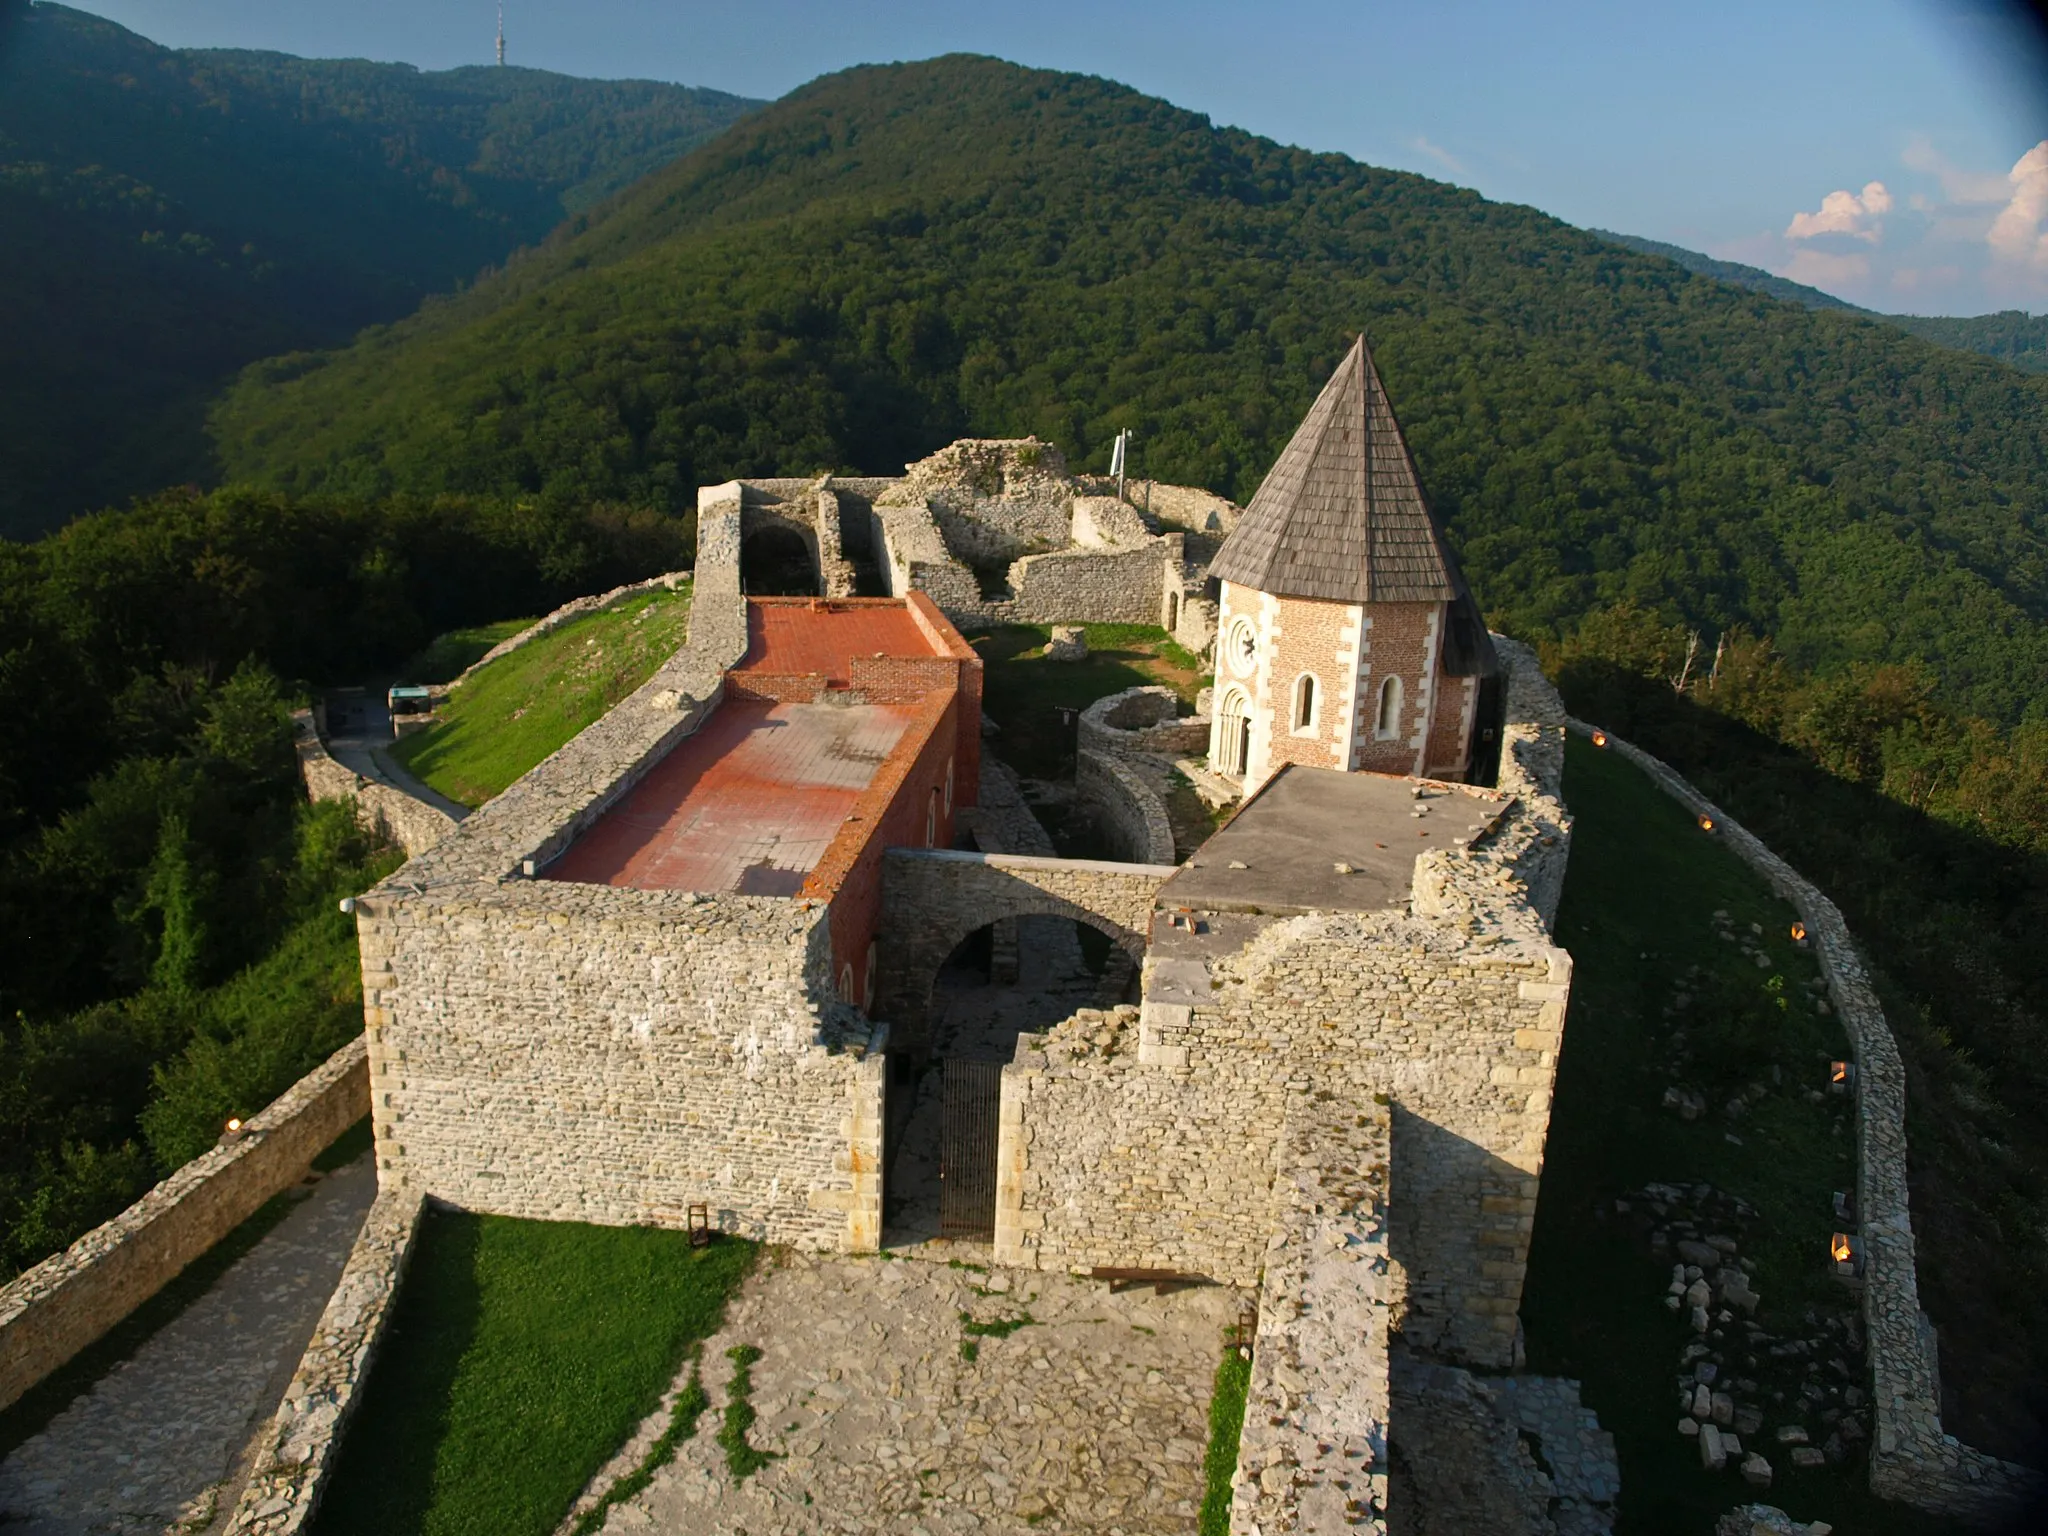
740, 524, 818, 595
876, 848, 1173, 1047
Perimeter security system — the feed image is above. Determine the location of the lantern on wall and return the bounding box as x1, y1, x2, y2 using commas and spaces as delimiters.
225, 1118, 243, 1134
1829, 1060, 1856, 1094
1790, 921, 1808, 944
1591, 729, 1609, 748
1697, 814, 1716, 833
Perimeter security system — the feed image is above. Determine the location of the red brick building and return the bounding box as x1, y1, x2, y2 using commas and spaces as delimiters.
547, 594, 981, 1010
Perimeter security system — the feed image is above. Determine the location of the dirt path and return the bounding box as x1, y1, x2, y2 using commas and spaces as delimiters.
0, 1155, 377, 1536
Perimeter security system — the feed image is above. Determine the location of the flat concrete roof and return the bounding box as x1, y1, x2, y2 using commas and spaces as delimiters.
545, 697, 917, 895
740, 601, 941, 685
1158, 766, 1505, 916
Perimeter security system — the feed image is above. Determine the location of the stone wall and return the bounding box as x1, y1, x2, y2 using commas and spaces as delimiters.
1075, 749, 1177, 866
1569, 720, 2044, 1525
222, 1188, 425, 1536
1007, 538, 1185, 626
875, 849, 1176, 1045
1078, 685, 1210, 760
1231, 1096, 1393, 1535
0, 1039, 369, 1413
996, 639, 1574, 1368
294, 713, 457, 859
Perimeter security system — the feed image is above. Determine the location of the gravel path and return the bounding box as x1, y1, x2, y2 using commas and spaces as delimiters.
562, 1250, 1242, 1536
0, 1154, 377, 1536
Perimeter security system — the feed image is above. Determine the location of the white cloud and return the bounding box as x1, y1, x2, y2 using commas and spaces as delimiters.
1406, 134, 1466, 177
1902, 135, 2011, 204
1987, 140, 2048, 270
1781, 247, 1872, 289
1785, 181, 1893, 244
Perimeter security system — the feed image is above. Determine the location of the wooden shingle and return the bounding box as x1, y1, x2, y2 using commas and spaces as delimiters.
1212, 337, 1461, 605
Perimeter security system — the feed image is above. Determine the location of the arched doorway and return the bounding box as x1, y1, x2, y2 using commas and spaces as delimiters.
740, 526, 818, 595
883, 911, 1138, 1245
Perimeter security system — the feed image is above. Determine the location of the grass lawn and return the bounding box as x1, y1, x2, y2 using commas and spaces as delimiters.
391, 585, 690, 807
397, 618, 537, 686
1522, 736, 1967, 1535
968, 623, 1204, 781
312, 1211, 754, 1536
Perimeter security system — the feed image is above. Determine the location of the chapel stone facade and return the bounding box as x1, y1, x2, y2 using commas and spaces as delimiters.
1207, 337, 1501, 791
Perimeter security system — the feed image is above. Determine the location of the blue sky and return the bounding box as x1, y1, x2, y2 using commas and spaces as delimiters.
67, 0, 2048, 316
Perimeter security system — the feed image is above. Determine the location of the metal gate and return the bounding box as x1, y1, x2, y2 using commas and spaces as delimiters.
939, 1058, 1003, 1240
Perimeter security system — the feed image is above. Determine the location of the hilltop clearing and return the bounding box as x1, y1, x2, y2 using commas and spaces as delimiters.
0, 0, 759, 536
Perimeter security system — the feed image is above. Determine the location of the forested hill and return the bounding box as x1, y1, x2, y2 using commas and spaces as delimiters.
212, 54, 2048, 722
1596, 228, 2048, 374
0, 1, 759, 537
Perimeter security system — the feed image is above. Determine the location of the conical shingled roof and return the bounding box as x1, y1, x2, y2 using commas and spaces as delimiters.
1211, 337, 1461, 605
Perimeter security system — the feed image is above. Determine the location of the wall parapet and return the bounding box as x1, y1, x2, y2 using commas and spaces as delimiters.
1230, 1096, 1393, 1535
294, 713, 457, 859
1567, 718, 2043, 1525
0, 1037, 369, 1414
223, 1187, 425, 1536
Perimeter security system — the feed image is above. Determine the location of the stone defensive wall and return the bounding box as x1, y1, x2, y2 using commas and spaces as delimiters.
1230, 1095, 1394, 1535
354, 482, 887, 1254
0, 1038, 369, 1414
293, 712, 456, 859
993, 639, 1574, 1370
224, 1187, 425, 1536
1571, 721, 2044, 1524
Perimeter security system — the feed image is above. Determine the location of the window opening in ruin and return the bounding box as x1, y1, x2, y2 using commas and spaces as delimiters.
1375, 675, 1403, 740
1217, 689, 1250, 775
1165, 590, 1180, 632
864, 941, 878, 1012
1293, 673, 1319, 734
944, 759, 955, 813
740, 526, 818, 596
838, 963, 855, 1003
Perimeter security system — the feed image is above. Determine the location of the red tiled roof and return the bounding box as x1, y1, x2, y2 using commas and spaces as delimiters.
739, 600, 939, 686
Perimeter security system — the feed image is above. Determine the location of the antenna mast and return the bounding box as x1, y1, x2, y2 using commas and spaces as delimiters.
496, 1, 505, 66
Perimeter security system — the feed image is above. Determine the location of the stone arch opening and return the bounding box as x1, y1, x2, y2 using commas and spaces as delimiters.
1217, 687, 1251, 775
740, 525, 818, 595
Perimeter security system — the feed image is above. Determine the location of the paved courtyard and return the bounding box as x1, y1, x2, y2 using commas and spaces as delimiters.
561, 1250, 1244, 1536
0, 1154, 375, 1536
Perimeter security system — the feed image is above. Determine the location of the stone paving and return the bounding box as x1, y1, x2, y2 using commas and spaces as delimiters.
561, 1250, 1242, 1536
0, 1155, 376, 1536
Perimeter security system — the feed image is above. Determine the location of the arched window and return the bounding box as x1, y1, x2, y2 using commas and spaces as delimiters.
1217, 689, 1251, 775
838, 963, 856, 1003
864, 941, 879, 1012
1292, 673, 1319, 734
1165, 591, 1180, 633
926, 789, 939, 847
944, 758, 955, 813
1375, 675, 1404, 741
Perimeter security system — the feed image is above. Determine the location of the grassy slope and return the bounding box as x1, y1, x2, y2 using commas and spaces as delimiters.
397, 617, 536, 686
312, 1211, 754, 1536
390, 586, 689, 807
1522, 736, 1965, 1534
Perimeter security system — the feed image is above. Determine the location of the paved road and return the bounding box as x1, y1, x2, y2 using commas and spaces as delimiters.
0, 1155, 377, 1536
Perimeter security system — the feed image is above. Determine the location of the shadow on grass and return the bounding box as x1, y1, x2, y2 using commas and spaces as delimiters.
1557, 661, 2048, 1466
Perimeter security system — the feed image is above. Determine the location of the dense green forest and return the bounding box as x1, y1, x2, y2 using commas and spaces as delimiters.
0, 487, 689, 1277
210, 55, 2048, 727
0, 1, 759, 537
1596, 229, 2048, 374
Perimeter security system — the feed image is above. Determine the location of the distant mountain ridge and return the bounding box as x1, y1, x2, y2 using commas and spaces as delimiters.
1592, 228, 2048, 373
209, 53, 2048, 725
0, 1, 761, 536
